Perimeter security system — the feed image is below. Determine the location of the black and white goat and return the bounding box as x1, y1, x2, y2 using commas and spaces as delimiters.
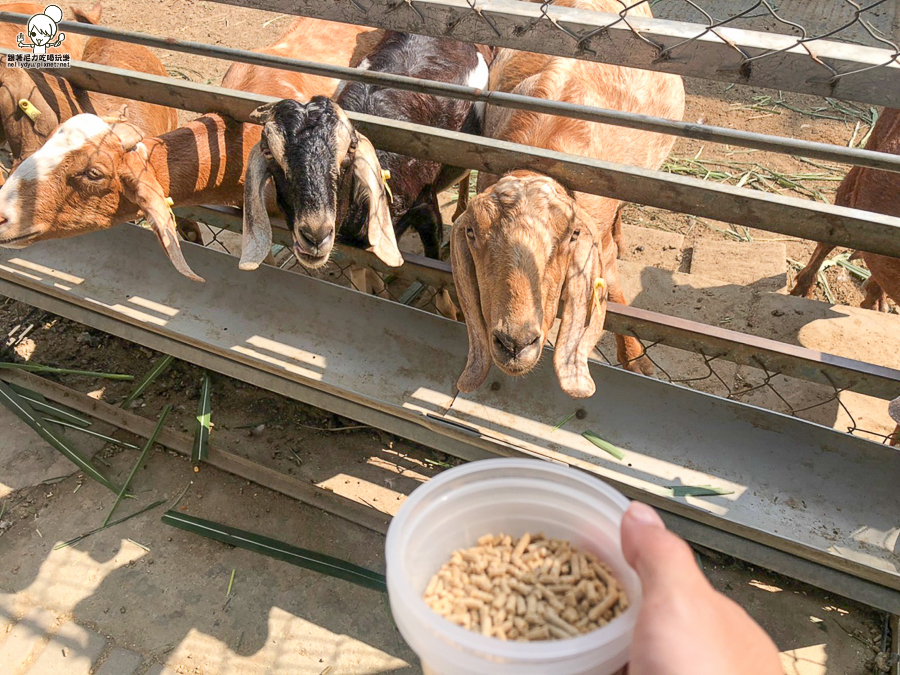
239, 32, 491, 275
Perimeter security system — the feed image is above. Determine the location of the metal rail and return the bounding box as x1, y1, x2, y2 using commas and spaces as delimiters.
178, 204, 900, 401
3, 12, 899, 173
19, 54, 900, 258
205, 0, 900, 108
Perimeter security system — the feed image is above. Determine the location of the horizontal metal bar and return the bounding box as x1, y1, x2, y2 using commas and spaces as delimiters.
180, 204, 900, 400
32, 57, 900, 259
3, 12, 898, 174
205, 0, 900, 108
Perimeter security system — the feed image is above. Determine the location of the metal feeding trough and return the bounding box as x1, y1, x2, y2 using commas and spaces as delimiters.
0, 225, 897, 612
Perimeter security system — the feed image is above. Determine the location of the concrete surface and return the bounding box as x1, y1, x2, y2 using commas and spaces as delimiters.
0, 408, 73, 498
689, 239, 788, 292
619, 224, 685, 271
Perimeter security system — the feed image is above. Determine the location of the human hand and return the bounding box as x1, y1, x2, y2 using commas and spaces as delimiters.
621, 501, 784, 675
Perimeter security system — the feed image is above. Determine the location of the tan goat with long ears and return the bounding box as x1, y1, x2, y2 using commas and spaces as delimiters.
453, 0, 684, 399
0, 18, 382, 281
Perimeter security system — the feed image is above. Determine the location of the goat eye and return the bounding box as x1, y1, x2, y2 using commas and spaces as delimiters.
261, 147, 273, 160
84, 168, 105, 181
570, 228, 581, 242
465, 226, 475, 241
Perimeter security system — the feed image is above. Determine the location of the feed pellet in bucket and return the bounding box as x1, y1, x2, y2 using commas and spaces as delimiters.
423, 533, 628, 641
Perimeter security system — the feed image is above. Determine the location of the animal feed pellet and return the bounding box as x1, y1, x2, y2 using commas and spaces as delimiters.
423, 532, 628, 641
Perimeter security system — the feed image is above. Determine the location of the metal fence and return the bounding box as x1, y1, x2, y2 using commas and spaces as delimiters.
211, 0, 900, 107
2, 1, 900, 442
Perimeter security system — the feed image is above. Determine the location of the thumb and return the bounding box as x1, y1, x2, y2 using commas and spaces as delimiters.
621, 501, 709, 597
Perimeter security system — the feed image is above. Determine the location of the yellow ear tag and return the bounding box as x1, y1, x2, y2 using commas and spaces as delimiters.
164, 197, 177, 227
18, 98, 41, 123
381, 169, 393, 204
590, 277, 607, 316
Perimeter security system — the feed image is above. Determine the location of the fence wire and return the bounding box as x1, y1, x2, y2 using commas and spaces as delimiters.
591, 331, 899, 445
379, 0, 900, 86
192, 218, 899, 447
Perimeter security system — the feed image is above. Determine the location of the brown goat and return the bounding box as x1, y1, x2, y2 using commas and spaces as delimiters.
0, 19, 381, 281
453, 0, 684, 398
70, 4, 175, 138
791, 109, 900, 311
0, 3, 84, 178
0, 3, 175, 178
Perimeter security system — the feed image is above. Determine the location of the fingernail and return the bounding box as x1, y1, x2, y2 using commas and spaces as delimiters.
626, 501, 665, 528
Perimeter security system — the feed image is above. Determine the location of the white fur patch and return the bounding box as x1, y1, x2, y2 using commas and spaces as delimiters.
467, 53, 490, 122
467, 53, 490, 90
0, 114, 111, 233
334, 58, 371, 99
28, 114, 111, 179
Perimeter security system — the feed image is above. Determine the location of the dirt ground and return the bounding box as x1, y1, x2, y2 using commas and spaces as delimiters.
0, 0, 898, 673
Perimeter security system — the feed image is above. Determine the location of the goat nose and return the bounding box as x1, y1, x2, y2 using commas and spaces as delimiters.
493, 328, 541, 359
298, 229, 333, 252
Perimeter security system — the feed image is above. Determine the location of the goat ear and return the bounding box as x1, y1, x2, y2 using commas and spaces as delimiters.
108, 120, 144, 151
101, 103, 128, 125
352, 134, 402, 267
553, 204, 604, 399
239, 143, 273, 271
249, 101, 278, 125
70, 3, 102, 25
451, 210, 492, 392
121, 153, 204, 282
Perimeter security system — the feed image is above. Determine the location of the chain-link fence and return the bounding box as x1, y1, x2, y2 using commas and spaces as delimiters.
368, 0, 900, 88
193, 219, 452, 315
590, 329, 898, 444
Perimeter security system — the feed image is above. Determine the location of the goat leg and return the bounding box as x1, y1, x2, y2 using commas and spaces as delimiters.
349, 266, 372, 295
606, 263, 653, 376
611, 208, 626, 259
790, 242, 835, 298
366, 268, 390, 298
861, 276, 889, 312
175, 217, 203, 244
435, 288, 460, 321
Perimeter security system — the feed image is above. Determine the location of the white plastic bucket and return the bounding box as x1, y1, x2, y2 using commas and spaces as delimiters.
385, 458, 640, 675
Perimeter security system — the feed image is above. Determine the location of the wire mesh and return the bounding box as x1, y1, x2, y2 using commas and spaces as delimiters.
592, 328, 899, 445
374, 0, 900, 86
193, 220, 452, 316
